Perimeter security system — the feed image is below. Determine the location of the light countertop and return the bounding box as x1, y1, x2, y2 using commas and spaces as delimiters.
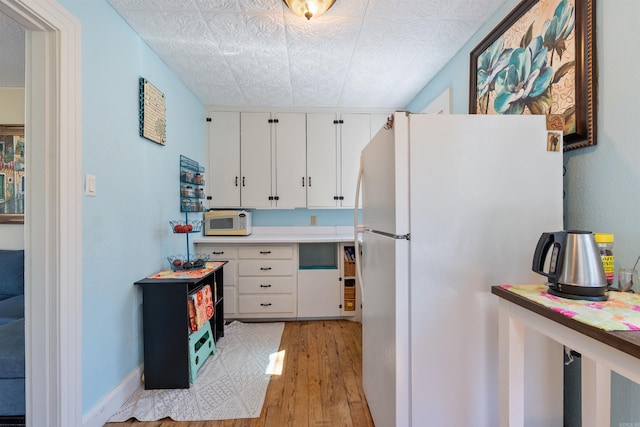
193, 226, 356, 244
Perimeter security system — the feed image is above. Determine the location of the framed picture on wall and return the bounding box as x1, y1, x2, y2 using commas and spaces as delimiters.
469, 0, 596, 151
0, 125, 25, 224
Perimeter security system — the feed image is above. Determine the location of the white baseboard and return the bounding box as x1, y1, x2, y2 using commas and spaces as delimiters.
82, 365, 142, 427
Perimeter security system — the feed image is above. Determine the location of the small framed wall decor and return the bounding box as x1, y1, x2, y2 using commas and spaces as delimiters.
139, 77, 166, 145
0, 125, 25, 224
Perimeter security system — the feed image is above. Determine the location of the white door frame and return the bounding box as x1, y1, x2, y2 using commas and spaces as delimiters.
0, 1, 82, 426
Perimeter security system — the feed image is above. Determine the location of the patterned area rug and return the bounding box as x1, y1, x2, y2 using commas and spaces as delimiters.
109, 321, 284, 422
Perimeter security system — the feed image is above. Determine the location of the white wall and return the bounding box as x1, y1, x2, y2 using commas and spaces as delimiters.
0, 87, 24, 123
0, 87, 25, 249
406, 1, 640, 425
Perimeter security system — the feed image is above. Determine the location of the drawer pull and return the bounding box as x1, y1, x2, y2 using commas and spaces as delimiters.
260, 251, 272, 254
260, 267, 272, 271
260, 303, 272, 307
260, 284, 272, 288
212, 251, 224, 255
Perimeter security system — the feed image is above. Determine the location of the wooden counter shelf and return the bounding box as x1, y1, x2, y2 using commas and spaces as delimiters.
492, 285, 640, 427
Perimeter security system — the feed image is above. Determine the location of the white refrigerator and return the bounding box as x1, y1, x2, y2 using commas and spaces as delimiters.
356, 113, 564, 427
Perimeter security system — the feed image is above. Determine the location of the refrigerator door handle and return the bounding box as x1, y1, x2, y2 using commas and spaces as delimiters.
354, 154, 365, 302
366, 229, 410, 240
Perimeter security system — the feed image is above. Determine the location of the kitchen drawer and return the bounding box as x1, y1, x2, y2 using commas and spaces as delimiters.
239, 259, 295, 277
239, 245, 293, 259
203, 245, 238, 260
238, 294, 295, 314
239, 277, 295, 294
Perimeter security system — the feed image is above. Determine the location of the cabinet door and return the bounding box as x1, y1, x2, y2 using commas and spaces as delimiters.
370, 113, 390, 139
207, 112, 240, 208
273, 113, 307, 208
340, 113, 372, 208
306, 113, 339, 208
241, 112, 272, 207
297, 269, 341, 318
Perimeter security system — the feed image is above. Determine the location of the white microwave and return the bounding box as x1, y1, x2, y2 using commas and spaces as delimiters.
203, 210, 252, 236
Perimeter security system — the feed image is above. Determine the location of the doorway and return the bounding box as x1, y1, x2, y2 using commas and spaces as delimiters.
0, 1, 82, 426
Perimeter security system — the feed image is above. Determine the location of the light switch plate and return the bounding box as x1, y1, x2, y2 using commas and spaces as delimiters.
85, 174, 96, 196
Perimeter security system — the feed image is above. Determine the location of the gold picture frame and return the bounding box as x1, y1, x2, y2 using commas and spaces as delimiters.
0, 125, 25, 224
469, 0, 596, 151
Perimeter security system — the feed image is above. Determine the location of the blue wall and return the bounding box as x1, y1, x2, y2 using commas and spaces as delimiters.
406, 1, 640, 425
252, 208, 354, 226
55, 0, 355, 415
58, 0, 205, 413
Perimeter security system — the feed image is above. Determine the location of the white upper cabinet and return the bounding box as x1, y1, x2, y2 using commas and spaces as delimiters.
273, 113, 307, 208
208, 110, 380, 209
240, 112, 273, 208
207, 112, 241, 208
307, 113, 372, 208
240, 112, 307, 208
339, 113, 372, 208
306, 113, 339, 208
370, 113, 390, 140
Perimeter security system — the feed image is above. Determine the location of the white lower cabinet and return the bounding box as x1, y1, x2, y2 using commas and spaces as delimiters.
297, 269, 341, 318
238, 294, 295, 315
196, 241, 357, 320
237, 244, 297, 318
238, 276, 295, 294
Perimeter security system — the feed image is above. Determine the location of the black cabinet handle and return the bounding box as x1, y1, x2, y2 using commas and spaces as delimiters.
260, 251, 272, 254
212, 251, 224, 255
269, 196, 274, 200
260, 284, 272, 288
334, 196, 339, 200
274, 196, 279, 200
302, 177, 305, 187
260, 267, 272, 271
308, 176, 312, 187
260, 303, 272, 307
339, 196, 344, 200
242, 177, 245, 186
235, 176, 238, 187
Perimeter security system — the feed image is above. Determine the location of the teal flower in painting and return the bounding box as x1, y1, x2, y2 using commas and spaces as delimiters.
493, 36, 553, 115
476, 38, 513, 113
542, 0, 575, 63
477, 38, 512, 98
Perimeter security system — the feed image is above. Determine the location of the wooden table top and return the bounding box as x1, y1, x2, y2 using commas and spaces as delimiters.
491, 285, 640, 360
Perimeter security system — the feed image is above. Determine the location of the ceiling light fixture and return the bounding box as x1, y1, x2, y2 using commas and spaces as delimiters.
283, 0, 336, 20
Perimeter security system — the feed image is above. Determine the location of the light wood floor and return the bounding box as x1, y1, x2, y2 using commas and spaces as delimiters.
106, 320, 375, 427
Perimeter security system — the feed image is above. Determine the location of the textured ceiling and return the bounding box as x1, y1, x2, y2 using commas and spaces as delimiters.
108, 0, 507, 109
0, 0, 509, 110
0, 12, 25, 88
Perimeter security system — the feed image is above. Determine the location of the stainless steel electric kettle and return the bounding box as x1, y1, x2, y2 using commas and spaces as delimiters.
532, 230, 608, 301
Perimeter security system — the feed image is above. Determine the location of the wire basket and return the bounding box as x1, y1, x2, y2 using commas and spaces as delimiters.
169, 219, 203, 233
167, 254, 210, 271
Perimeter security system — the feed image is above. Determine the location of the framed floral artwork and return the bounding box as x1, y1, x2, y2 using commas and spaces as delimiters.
469, 0, 596, 151
0, 125, 25, 224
